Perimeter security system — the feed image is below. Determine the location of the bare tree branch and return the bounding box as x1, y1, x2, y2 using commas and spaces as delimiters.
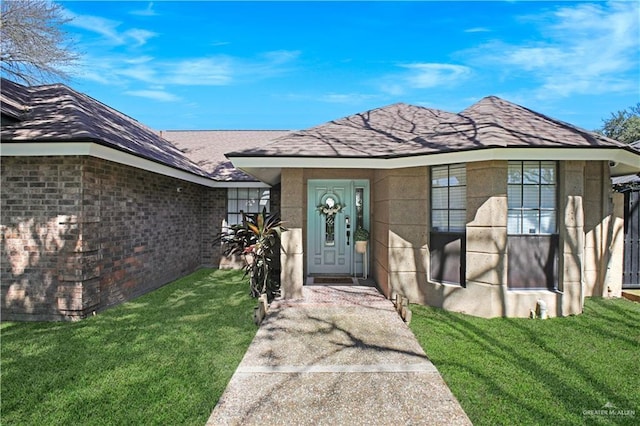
1, 0, 79, 85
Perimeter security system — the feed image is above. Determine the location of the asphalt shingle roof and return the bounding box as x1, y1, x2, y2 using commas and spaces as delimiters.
163, 130, 290, 181
1, 78, 209, 178
227, 96, 627, 158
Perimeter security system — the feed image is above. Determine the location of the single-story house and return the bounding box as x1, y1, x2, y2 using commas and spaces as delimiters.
227, 98, 639, 318
2, 78, 639, 320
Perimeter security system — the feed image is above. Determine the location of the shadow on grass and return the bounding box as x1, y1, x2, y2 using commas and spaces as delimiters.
409, 297, 640, 426
1, 268, 258, 425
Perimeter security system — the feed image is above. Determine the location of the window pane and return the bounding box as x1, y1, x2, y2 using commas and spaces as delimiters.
260, 189, 270, 211
508, 185, 522, 208
249, 188, 260, 200
228, 199, 237, 212
540, 185, 556, 209
227, 188, 237, 199
540, 211, 556, 234
449, 165, 466, 186
522, 185, 539, 208
432, 166, 448, 187
228, 214, 241, 226
508, 210, 522, 234
247, 199, 259, 213
432, 187, 448, 209
449, 186, 466, 209
522, 211, 539, 234
449, 210, 466, 232
432, 210, 448, 231
540, 162, 556, 184
523, 162, 540, 184
237, 188, 248, 199
508, 162, 522, 184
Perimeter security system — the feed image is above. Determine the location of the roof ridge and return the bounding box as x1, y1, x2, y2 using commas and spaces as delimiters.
463, 95, 624, 146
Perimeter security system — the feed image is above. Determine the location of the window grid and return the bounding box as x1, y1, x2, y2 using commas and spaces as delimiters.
227, 188, 270, 225
507, 161, 557, 235
431, 164, 466, 233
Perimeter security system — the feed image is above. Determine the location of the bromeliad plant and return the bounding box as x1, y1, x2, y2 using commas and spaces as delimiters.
217, 208, 287, 301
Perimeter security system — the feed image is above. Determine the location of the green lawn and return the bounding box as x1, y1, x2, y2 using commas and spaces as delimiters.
1, 269, 257, 425
410, 298, 640, 426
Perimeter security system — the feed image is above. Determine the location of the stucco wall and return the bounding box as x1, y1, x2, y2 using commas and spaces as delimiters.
276, 161, 618, 318
582, 161, 622, 298
372, 167, 429, 299
374, 160, 617, 318
1, 156, 225, 321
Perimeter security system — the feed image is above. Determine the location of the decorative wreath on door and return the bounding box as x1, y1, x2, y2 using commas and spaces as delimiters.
316, 195, 344, 217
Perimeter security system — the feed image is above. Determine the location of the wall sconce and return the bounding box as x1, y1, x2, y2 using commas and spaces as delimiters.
176, 187, 183, 193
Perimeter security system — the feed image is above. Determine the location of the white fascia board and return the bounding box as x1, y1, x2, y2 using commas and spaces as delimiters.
216, 181, 271, 188
229, 147, 640, 171
0, 141, 227, 188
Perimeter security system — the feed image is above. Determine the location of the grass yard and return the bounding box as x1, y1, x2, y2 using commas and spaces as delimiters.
410, 297, 640, 426
1, 268, 257, 425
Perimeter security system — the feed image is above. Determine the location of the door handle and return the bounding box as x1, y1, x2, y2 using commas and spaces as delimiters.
346, 230, 350, 245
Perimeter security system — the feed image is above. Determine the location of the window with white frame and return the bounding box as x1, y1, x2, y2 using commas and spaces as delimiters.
227, 188, 270, 225
431, 164, 467, 232
507, 161, 557, 234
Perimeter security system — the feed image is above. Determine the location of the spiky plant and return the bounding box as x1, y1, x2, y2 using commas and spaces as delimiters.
218, 208, 286, 301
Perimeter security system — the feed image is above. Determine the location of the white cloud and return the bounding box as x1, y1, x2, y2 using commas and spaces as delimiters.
464, 27, 491, 33
66, 10, 157, 47
67, 13, 125, 44
465, 2, 640, 98
167, 57, 234, 86
401, 63, 472, 88
130, 2, 157, 17
260, 50, 301, 64
378, 63, 472, 95
125, 29, 158, 47
125, 89, 180, 102
319, 93, 379, 104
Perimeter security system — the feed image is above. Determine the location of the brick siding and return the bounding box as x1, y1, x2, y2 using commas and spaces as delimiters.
1, 156, 227, 321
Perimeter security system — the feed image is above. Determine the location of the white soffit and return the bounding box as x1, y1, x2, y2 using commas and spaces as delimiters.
0, 141, 237, 188
230, 147, 640, 180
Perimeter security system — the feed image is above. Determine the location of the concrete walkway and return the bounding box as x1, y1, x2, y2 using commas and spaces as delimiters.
207, 285, 472, 425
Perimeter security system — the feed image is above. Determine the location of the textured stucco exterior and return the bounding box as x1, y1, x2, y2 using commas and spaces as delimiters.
278, 160, 621, 318
1, 156, 226, 321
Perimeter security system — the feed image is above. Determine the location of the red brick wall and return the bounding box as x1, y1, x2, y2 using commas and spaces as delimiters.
1, 156, 227, 321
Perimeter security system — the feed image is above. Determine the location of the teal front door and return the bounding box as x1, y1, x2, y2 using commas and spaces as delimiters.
307, 179, 369, 276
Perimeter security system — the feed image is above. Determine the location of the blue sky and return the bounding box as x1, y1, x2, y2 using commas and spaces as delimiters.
59, 1, 639, 131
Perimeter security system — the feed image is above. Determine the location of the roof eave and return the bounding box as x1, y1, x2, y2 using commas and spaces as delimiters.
0, 140, 231, 187
229, 146, 640, 183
